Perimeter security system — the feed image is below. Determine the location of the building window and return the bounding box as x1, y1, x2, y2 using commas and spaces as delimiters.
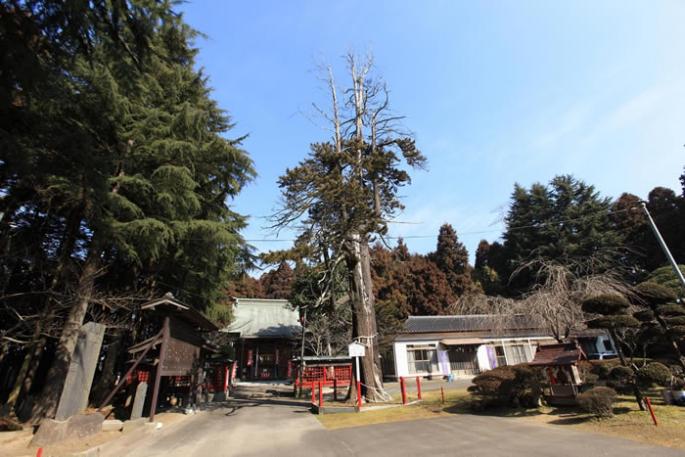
507, 344, 529, 365
448, 346, 479, 374
494, 346, 506, 367
602, 338, 613, 351
407, 345, 437, 374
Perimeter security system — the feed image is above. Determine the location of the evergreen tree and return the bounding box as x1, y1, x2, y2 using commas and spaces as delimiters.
502, 175, 621, 294
273, 55, 425, 401
1, 1, 254, 419
429, 224, 475, 297
260, 261, 294, 299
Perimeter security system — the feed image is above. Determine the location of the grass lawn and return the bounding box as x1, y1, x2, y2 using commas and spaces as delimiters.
316, 387, 685, 450
532, 393, 685, 450
316, 388, 470, 429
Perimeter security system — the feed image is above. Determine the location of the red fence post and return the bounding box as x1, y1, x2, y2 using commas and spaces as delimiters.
645, 397, 658, 426
318, 380, 324, 408
311, 382, 315, 405
416, 376, 422, 401
400, 377, 407, 405
356, 381, 362, 410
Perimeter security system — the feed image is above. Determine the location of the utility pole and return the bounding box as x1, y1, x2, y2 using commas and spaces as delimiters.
641, 202, 685, 291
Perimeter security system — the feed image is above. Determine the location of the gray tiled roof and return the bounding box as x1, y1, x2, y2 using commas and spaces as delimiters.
402, 314, 543, 334
223, 298, 302, 339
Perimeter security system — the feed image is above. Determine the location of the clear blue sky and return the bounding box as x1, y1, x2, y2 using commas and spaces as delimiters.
179, 0, 685, 263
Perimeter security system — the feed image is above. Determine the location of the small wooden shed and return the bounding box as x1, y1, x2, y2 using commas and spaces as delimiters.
529, 342, 586, 406
99, 293, 218, 420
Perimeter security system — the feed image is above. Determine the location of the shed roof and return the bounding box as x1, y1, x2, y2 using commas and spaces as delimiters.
529, 343, 585, 366
140, 293, 218, 331
224, 298, 302, 339
401, 314, 544, 334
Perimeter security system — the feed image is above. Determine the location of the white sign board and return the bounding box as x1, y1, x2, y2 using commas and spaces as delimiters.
348, 342, 366, 357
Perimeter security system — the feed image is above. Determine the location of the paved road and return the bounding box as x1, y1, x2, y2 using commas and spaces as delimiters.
100, 399, 685, 457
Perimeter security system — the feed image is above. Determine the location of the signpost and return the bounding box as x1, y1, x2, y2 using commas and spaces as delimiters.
348, 341, 365, 409
348, 342, 365, 382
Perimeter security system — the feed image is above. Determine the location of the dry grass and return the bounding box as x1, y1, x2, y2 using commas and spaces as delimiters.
540, 394, 685, 450
317, 387, 685, 450
316, 388, 470, 429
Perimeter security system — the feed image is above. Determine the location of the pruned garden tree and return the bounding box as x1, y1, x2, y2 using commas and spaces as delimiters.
272, 54, 426, 401
633, 282, 685, 371
582, 293, 645, 410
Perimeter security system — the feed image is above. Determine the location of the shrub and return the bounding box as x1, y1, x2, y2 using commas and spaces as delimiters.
609, 366, 633, 382
666, 316, 685, 326
577, 386, 617, 418
637, 362, 672, 387
469, 365, 544, 408
582, 294, 630, 315
657, 304, 685, 317
587, 315, 640, 329
633, 309, 655, 322
635, 282, 677, 305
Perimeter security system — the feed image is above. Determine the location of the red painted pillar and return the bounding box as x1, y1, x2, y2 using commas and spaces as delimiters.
645, 397, 658, 426
416, 376, 422, 400
318, 380, 324, 408
356, 381, 362, 409
311, 382, 315, 405
400, 377, 407, 405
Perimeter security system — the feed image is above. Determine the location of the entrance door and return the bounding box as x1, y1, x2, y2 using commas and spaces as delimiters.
448, 346, 479, 376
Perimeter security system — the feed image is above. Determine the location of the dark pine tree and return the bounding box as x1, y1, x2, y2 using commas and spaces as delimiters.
430, 224, 475, 297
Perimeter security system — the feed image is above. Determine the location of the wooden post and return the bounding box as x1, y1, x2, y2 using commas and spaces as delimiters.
318, 380, 324, 408
311, 382, 315, 405
400, 377, 407, 405
97, 328, 163, 410
416, 376, 422, 400
441, 386, 445, 404
645, 397, 658, 426
149, 317, 170, 423
333, 378, 338, 401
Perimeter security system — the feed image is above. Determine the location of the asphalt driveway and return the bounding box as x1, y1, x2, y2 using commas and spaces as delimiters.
99, 398, 685, 457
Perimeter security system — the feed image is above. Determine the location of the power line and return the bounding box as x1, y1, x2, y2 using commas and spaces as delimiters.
244, 206, 643, 243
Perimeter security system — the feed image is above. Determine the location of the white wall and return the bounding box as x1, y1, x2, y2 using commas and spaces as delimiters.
476, 345, 491, 371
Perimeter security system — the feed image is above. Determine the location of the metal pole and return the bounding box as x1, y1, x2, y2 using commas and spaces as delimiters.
149, 317, 170, 423
641, 202, 685, 290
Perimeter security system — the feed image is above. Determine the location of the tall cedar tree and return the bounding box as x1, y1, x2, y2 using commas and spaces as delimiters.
429, 224, 475, 297
260, 261, 294, 299
501, 175, 621, 294
273, 55, 426, 401
1, 1, 254, 419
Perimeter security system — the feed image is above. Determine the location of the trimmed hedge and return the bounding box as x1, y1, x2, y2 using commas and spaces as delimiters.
637, 362, 672, 387
608, 366, 633, 381
657, 304, 685, 317
582, 294, 630, 315
587, 315, 640, 329
635, 281, 677, 305
578, 386, 617, 418
469, 365, 543, 408
633, 309, 655, 322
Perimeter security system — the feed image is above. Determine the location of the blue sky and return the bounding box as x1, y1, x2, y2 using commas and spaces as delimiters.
179, 0, 685, 264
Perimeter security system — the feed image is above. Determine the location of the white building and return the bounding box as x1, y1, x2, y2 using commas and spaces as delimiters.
393, 314, 558, 379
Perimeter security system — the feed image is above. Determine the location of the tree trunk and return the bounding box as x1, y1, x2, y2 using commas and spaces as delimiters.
652, 308, 685, 371
609, 329, 644, 411
346, 234, 386, 402
34, 249, 100, 420
92, 331, 123, 406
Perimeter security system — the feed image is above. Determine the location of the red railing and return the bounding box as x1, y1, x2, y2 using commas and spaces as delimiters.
295, 364, 352, 387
